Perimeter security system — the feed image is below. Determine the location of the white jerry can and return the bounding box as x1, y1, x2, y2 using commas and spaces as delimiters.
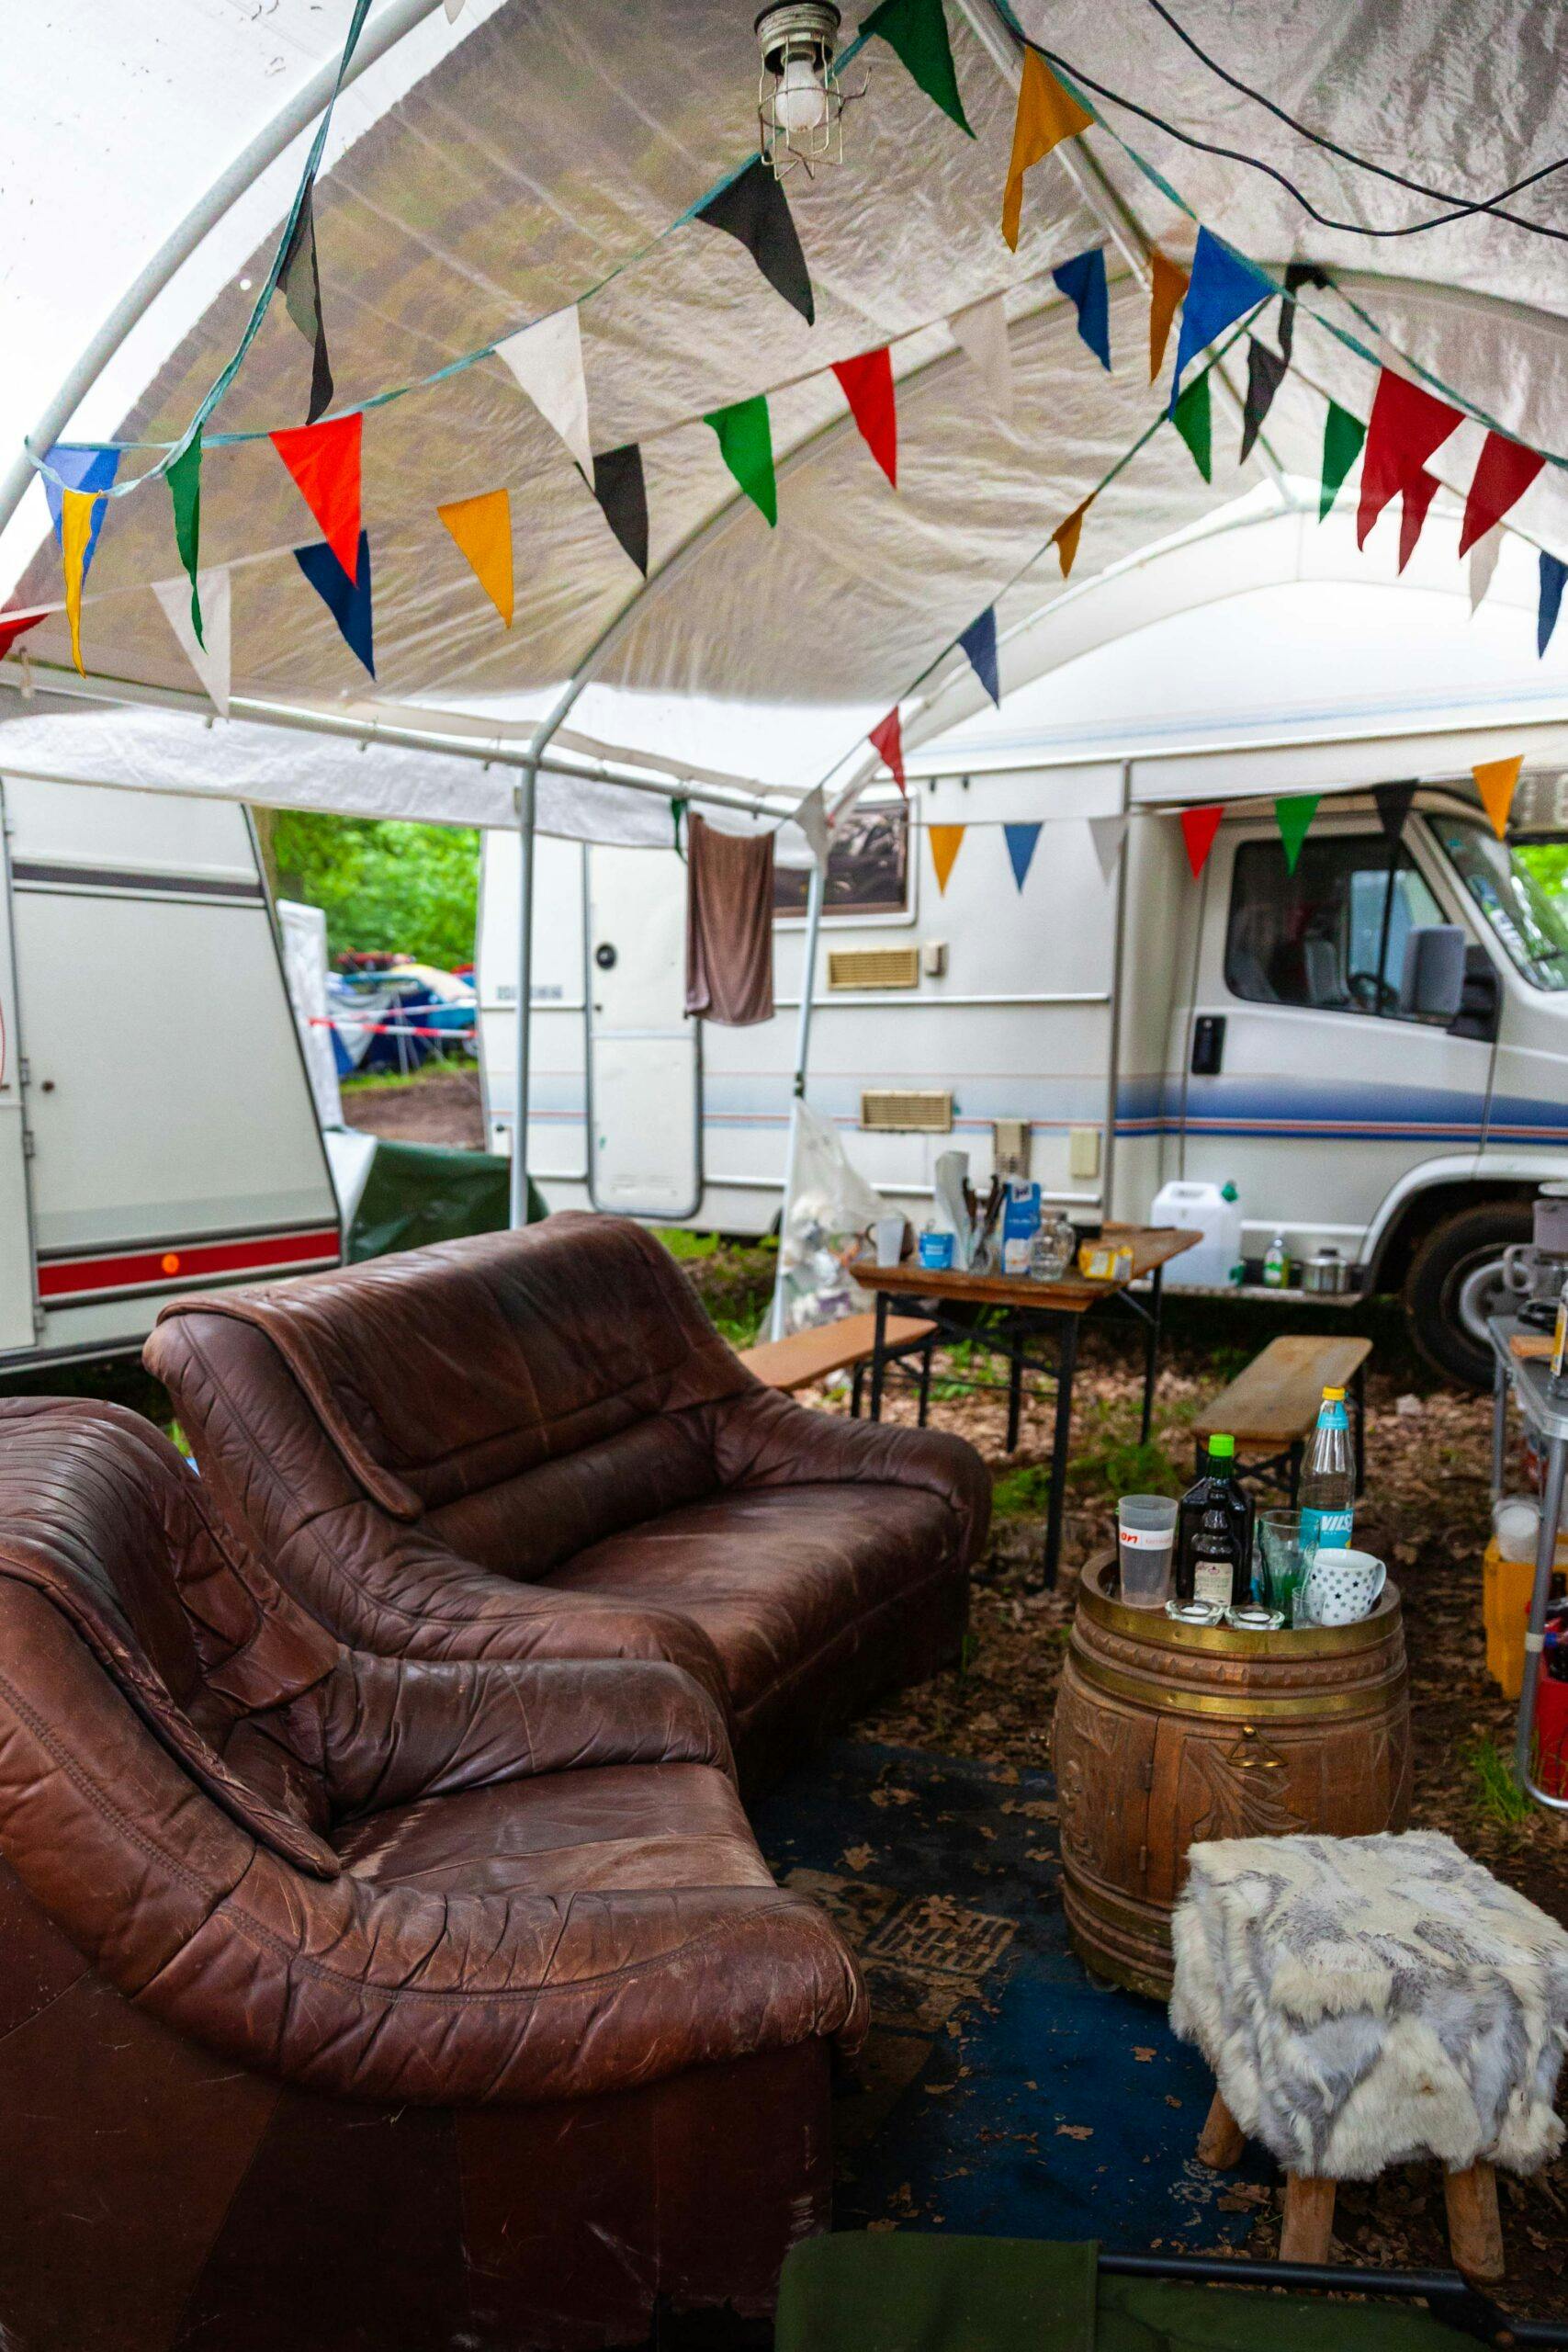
1151, 1179, 1242, 1289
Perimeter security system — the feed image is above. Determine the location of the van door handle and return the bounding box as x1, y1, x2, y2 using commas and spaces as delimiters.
1190, 1014, 1225, 1076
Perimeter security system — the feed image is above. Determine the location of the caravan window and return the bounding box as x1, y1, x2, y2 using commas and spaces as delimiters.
1429, 816, 1568, 992
1225, 835, 1441, 1016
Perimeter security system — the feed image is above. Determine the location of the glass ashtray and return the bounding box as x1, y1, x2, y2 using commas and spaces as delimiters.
1226, 1601, 1285, 1632
1165, 1597, 1224, 1628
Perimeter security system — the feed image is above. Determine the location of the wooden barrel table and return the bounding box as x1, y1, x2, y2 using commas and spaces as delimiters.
1053, 1555, 1412, 1999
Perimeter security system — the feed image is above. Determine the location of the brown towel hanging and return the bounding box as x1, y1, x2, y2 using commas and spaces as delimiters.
684, 811, 775, 1026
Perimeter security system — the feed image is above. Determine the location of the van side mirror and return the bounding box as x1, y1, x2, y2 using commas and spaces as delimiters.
1398, 924, 1467, 1022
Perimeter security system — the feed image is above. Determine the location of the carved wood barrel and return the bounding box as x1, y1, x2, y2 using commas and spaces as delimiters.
1053, 1555, 1412, 2000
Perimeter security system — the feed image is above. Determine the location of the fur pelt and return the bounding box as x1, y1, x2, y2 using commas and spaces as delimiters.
1169, 1832, 1568, 2180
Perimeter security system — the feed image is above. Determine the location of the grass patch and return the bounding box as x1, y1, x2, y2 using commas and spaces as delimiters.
655, 1227, 721, 1261
1468, 1735, 1535, 1828
991, 1463, 1056, 1519
340, 1056, 474, 1091
1069, 1435, 1183, 1499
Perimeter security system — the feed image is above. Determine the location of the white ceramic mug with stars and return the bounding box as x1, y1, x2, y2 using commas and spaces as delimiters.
1301, 1547, 1386, 1627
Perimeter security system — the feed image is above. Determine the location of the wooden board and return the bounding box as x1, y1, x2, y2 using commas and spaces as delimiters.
849, 1224, 1199, 1316
739, 1312, 934, 1393
1192, 1332, 1372, 1444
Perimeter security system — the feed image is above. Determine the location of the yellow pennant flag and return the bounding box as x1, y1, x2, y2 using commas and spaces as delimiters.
1149, 251, 1189, 382
61, 488, 98, 676
1473, 752, 1523, 839
437, 487, 513, 627
929, 824, 965, 895
1002, 50, 1093, 252
1051, 498, 1090, 579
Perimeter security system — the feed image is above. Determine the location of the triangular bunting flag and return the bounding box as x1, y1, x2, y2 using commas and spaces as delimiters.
270, 413, 362, 582
695, 158, 814, 324
1277, 261, 1329, 368
958, 607, 999, 707
1396, 467, 1441, 573
1373, 782, 1416, 843
1172, 371, 1212, 481
831, 347, 897, 486
1539, 553, 1567, 659
1356, 368, 1463, 549
1240, 337, 1287, 464
1052, 499, 1089, 578
494, 307, 592, 474
1053, 249, 1110, 371
1275, 793, 1319, 875
165, 435, 205, 646
445, 0, 465, 17
277, 185, 334, 425
869, 707, 906, 794
929, 824, 964, 894
437, 488, 513, 627
294, 530, 375, 678
1180, 804, 1223, 878
1170, 228, 1272, 411
1320, 401, 1365, 521
793, 786, 829, 867
1469, 527, 1502, 616
1001, 48, 1092, 251
0, 611, 45, 663
1088, 815, 1128, 883
1148, 252, 1188, 383
153, 565, 231, 717
705, 395, 777, 526
1003, 821, 1042, 890
591, 445, 649, 575
44, 444, 118, 583
61, 488, 98, 676
948, 291, 1013, 420
1461, 430, 1545, 556
860, 0, 972, 135
1473, 753, 1522, 838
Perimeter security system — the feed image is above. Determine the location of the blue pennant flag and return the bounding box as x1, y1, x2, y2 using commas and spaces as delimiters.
44, 443, 120, 583
958, 606, 999, 707
295, 529, 375, 677
1052, 249, 1111, 372
1170, 226, 1274, 413
1540, 551, 1567, 659
1003, 821, 1042, 891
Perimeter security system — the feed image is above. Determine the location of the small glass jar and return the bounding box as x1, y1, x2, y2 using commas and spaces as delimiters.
1030, 1215, 1076, 1282
1225, 1600, 1285, 1632
1165, 1596, 1224, 1628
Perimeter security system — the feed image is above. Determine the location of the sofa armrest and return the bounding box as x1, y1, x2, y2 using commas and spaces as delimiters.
321, 1652, 735, 1818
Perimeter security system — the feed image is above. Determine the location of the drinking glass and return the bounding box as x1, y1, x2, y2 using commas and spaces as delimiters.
1117, 1494, 1177, 1609
1258, 1510, 1314, 1628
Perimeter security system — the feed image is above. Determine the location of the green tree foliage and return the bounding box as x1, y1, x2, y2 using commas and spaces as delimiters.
266, 811, 479, 969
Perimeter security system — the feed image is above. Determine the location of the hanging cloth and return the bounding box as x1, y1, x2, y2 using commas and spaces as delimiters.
684, 813, 776, 1026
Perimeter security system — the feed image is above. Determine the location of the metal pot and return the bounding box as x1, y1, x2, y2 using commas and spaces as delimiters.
1302, 1249, 1353, 1295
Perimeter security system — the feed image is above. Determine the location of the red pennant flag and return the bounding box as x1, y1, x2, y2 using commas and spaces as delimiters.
870, 707, 906, 795
1357, 369, 1462, 549
0, 610, 45, 662
270, 413, 363, 581
1398, 468, 1441, 573
1180, 804, 1223, 878
831, 348, 897, 488
1461, 430, 1546, 556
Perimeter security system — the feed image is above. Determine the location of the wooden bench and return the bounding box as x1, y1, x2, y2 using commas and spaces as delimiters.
740, 1311, 937, 1415
1192, 1332, 1372, 1498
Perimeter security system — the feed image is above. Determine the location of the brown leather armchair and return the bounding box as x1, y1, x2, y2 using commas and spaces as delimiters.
0, 1396, 864, 2352
147, 1214, 990, 1787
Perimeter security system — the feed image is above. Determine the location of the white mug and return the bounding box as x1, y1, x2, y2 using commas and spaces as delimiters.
872, 1214, 907, 1268
1302, 1547, 1386, 1627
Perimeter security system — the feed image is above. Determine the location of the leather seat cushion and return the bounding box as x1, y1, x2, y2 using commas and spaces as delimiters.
333, 1761, 774, 1898
543, 1483, 960, 1717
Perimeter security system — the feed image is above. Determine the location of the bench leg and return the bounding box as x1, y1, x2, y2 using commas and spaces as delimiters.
1196, 2090, 1246, 2171
918, 1338, 933, 1429
1444, 2162, 1505, 2286
1288, 1439, 1303, 1506
851, 1362, 863, 1419
1280, 2174, 1337, 2264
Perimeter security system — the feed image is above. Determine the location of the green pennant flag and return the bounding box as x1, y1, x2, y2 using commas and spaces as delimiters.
1320, 401, 1365, 522
705, 394, 777, 526
861, 0, 973, 136
166, 435, 205, 646
1171, 370, 1212, 481
1276, 793, 1319, 874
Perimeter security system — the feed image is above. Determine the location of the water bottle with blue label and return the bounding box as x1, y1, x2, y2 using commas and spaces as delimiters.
1299, 1386, 1355, 1553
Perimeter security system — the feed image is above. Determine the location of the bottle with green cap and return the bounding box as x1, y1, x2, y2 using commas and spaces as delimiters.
1175, 1433, 1255, 1613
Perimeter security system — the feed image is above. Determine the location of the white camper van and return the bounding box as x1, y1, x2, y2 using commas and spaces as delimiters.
478, 760, 1568, 1389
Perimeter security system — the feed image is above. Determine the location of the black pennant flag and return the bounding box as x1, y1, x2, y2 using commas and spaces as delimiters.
1278, 260, 1330, 368
1241, 336, 1289, 462
278, 185, 334, 424
1374, 781, 1417, 843
695, 157, 814, 325
591, 445, 649, 576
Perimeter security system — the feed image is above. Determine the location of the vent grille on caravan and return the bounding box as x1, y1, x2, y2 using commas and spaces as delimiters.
828, 945, 920, 989
861, 1090, 953, 1133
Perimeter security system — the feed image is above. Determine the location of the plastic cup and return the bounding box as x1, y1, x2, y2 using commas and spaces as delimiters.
1117, 1494, 1177, 1609
872, 1214, 905, 1268
1258, 1510, 1314, 1628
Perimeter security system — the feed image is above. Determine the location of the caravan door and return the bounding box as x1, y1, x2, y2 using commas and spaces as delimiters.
585, 845, 701, 1217
0, 792, 36, 1351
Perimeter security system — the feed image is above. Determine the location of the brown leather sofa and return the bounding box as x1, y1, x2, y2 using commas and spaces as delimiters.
0, 1396, 865, 2352
148, 1213, 989, 1787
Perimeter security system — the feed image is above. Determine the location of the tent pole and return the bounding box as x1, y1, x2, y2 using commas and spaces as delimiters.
510, 757, 538, 1227
767, 852, 827, 1341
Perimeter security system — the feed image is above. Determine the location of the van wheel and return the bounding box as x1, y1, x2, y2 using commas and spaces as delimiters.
1403, 1202, 1532, 1389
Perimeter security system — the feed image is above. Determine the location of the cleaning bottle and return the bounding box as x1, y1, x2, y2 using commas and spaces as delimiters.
1300, 1386, 1356, 1554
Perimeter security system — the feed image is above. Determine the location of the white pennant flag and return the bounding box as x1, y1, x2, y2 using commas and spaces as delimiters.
494, 306, 592, 474
1469, 526, 1502, 616
1088, 814, 1128, 883
949, 291, 1014, 422
792, 785, 830, 867
444, 0, 465, 17
153, 567, 231, 718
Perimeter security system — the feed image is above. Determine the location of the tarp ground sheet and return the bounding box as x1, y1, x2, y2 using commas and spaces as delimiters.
345, 1136, 544, 1261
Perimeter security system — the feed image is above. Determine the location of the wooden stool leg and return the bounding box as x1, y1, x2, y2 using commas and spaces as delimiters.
1197, 2089, 1247, 2170
1444, 2162, 1505, 2286
1280, 2174, 1337, 2265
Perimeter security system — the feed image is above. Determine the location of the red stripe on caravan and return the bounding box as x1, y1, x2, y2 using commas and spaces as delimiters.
38, 1227, 341, 1301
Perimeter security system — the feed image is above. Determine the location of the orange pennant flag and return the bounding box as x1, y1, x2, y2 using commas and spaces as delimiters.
1051, 499, 1090, 578
1002, 50, 1093, 252
929, 824, 965, 895
1149, 251, 1189, 382
437, 488, 513, 627
61, 487, 97, 676
1473, 753, 1523, 839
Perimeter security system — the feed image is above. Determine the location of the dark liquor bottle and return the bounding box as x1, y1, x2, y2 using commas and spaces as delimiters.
1175, 1434, 1253, 1612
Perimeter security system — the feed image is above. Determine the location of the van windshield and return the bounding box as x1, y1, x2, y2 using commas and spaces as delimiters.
1429, 816, 1568, 992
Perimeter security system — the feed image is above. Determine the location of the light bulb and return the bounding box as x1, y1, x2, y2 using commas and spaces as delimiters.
773, 49, 829, 134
